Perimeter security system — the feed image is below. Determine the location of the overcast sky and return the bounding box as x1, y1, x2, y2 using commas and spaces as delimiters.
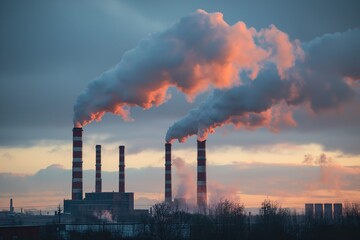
0, 0, 359, 211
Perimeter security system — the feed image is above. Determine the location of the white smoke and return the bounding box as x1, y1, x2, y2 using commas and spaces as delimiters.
94, 210, 114, 223
166, 29, 360, 142
73, 10, 300, 127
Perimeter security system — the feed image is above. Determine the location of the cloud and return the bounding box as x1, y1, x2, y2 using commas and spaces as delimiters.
302, 153, 360, 197
1, 161, 359, 210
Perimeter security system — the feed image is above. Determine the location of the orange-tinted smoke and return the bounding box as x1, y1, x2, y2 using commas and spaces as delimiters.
73, 10, 298, 127
166, 29, 360, 143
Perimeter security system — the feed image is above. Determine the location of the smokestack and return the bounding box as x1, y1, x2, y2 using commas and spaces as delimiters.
165, 143, 172, 203
119, 145, 125, 193
95, 145, 102, 193
10, 198, 14, 213
197, 140, 207, 210
72, 127, 83, 200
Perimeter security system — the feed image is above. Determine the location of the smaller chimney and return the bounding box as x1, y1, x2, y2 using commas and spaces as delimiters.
95, 145, 102, 193
119, 146, 125, 193
165, 143, 172, 203
10, 198, 14, 213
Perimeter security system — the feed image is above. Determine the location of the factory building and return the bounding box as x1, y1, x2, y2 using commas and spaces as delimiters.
63, 192, 138, 222
334, 203, 343, 220
65, 127, 211, 222
314, 203, 323, 219
305, 203, 314, 220
324, 203, 332, 220
304, 203, 343, 221
64, 128, 147, 222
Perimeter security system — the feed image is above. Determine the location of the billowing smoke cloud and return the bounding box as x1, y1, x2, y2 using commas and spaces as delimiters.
166, 29, 360, 142
73, 10, 300, 127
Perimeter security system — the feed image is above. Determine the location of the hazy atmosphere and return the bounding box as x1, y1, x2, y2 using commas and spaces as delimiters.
1, 0, 359, 214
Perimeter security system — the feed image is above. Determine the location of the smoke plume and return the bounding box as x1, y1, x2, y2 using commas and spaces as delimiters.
302, 153, 358, 196
173, 157, 196, 204
73, 10, 300, 127
166, 29, 360, 142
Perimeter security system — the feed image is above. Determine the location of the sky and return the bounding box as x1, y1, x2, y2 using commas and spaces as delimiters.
0, 0, 360, 213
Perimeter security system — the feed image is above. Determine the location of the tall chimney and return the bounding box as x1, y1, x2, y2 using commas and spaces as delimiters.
119, 145, 125, 193
72, 127, 83, 200
165, 143, 172, 203
197, 140, 207, 209
95, 145, 102, 193
10, 198, 14, 213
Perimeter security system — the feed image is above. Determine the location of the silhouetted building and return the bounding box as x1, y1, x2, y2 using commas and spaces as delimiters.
64, 192, 141, 222
65, 129, 148, 223
324, 203, 332, 220
315, 203, 323, 219
334, 203, 343, 220
305, 203, 314, 219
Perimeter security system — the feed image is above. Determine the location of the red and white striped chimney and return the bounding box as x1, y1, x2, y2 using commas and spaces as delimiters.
95, 145, 102, 193
197, 140, 207, 209
165, 143, 172, 203
119, 145, 125, 193
72, 127, 83, 200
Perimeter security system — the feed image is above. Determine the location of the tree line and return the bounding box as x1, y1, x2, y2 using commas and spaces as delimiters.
41, 199, 360, 240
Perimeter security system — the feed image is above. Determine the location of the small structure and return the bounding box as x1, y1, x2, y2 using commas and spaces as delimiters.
314, 203, 323, 219
305, 203, 314, 220
333, 203, 343, 220
64, 192, 147, 222
324, 203, 332, 220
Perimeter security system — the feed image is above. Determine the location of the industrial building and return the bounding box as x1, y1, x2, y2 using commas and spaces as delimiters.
64, 126, 210, 222
324, 203, 332, 220
304, 203, 343, 221
63, 128, 147, 222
